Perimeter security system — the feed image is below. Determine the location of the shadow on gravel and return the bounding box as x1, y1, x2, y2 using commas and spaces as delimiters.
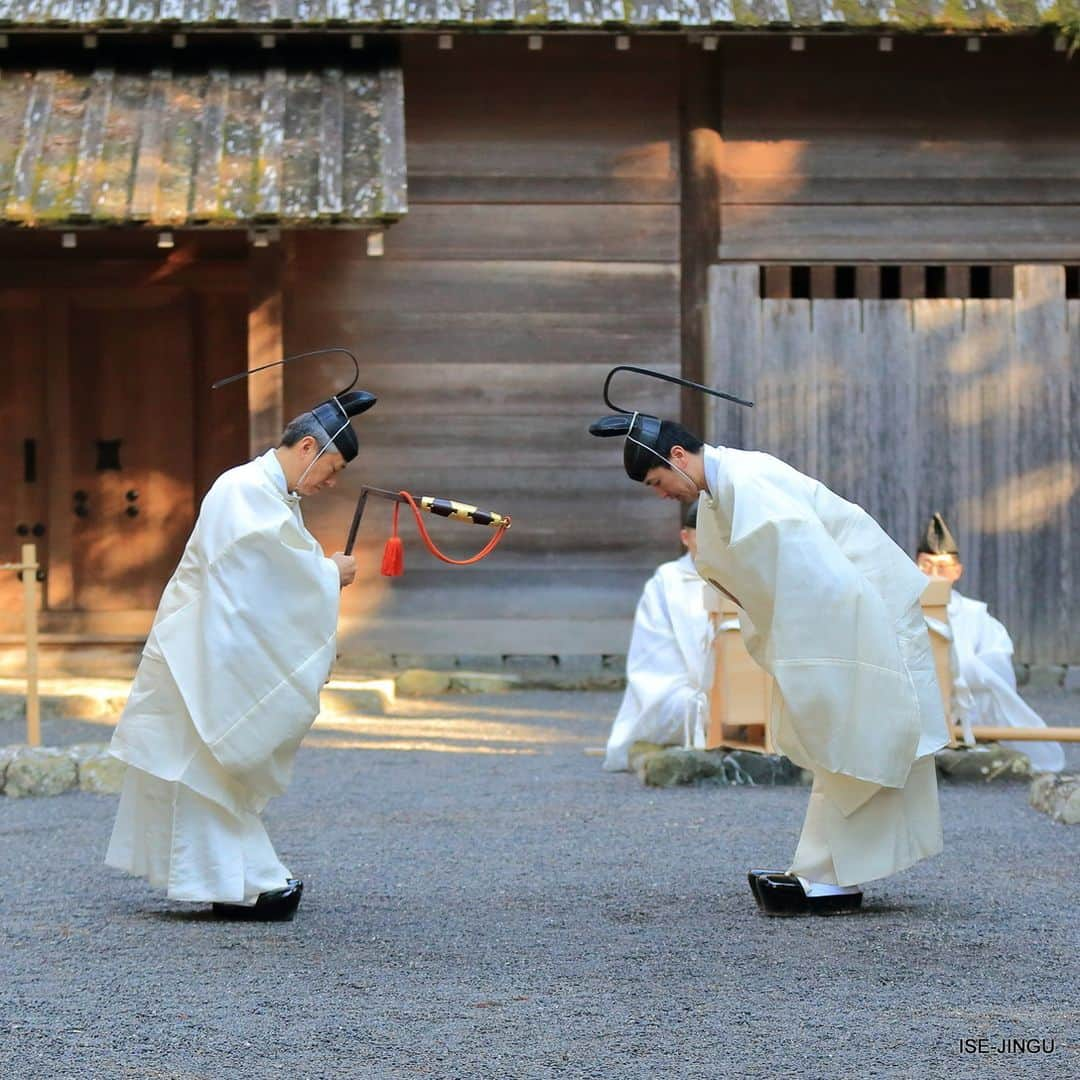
137, 908, 218, 923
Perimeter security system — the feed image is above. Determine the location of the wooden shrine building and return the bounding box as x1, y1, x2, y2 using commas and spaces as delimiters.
1, 4, 1078, 671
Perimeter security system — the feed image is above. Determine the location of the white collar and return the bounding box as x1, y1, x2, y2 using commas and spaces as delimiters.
702, 444, 723, 501
259, 449, 300, 504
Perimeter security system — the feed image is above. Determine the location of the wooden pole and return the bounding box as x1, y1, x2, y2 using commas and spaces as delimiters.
22, 543, 40, 747
952, 725, 1080, 743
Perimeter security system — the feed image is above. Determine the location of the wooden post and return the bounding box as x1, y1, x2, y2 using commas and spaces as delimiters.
680, 42, 724, 439
22, 543, 40, 747
44, 295, 74, 610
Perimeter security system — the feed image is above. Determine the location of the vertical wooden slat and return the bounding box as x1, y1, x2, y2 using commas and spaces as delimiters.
7, 72, 54, 222
130, 68, 171, 222
761, 299, 811, 470
192, 69, 229, 221
1067, 298, 1080, 662
377, 65, 408, 217
318, 68, 345, 218
813, 300, 862, 502
865, 300, 916, 549
957, 301, 1011, 620
70, 69, 113, 220
256, 67, 287, 219
1013, 265, 1067, 663
912, 298, 964, 592
705, 264, 758, 450
948, 300, 981, 589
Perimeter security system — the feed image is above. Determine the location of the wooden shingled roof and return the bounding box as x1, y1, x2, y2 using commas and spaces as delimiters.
0, 1, 1074, 31
0, 65, 406, 227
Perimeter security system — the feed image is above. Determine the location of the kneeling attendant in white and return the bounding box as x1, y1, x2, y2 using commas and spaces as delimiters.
916, 513, 1064, 774
604, 505, 711, 771
107, 358, 374, 921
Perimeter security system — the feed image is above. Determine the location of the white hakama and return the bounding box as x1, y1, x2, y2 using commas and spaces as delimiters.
107, 768, 291, 904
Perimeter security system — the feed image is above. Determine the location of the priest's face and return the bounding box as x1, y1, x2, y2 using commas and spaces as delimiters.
680, 527, 698, 559
296, 440, 347, 496
917, 553, 963, 583
639, 455, 699, 505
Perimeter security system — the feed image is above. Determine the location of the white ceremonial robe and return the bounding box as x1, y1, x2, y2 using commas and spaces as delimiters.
948, 590, 1064, 773
604, 554, 711, 771
106, 450, 340, 903
694, 445, 949, 887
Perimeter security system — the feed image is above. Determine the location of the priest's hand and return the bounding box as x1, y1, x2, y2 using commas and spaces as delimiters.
330, 552, 357, 588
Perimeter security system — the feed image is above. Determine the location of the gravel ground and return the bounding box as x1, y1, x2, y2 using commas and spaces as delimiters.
2, 689, 1078, 1079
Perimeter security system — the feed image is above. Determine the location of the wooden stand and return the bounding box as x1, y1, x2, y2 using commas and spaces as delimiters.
921, 577, 953, 729
703, 585, 774, 752
1, 544, 40, 746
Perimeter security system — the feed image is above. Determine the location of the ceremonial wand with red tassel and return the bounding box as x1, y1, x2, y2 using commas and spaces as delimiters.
343, 486, 512, 576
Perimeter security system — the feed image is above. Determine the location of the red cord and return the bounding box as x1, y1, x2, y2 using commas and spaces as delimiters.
398, 491, 510, 566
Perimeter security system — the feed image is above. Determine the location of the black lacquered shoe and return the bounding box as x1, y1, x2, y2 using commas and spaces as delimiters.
754, 873, 862, 917
212, 878, 303, 921
747, 868, 788, 910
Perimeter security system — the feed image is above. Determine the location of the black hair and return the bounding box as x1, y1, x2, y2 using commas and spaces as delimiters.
651, 420, 704, 466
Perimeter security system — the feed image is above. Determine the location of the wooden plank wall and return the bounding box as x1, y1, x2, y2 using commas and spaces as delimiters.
283, 37, 684, 658
717, 36, 1080, 262
707, 264, 1079, 665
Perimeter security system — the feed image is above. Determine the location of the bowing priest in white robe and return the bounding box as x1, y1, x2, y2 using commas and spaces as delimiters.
916, 513, 1064, 774
604, 504, 711, 771
590, 370, 948, 916
106, 378, 376, 921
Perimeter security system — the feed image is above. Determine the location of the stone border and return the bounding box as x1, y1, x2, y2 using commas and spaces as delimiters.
1029, 773, 1080, 824
0, 743, 125, 798
626, 743, 812, 788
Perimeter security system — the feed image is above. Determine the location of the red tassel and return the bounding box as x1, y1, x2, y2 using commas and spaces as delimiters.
381, 535, 404, 577
381, 502, 404, 576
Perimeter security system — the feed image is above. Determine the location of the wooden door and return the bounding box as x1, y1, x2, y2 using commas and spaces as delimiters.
67, 289, 196, 611
0, 291, 49, 619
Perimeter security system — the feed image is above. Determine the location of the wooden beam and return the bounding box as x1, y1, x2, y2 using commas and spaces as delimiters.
762, 266, 791, 299
855, 265, 881, 299
810, 265, 836, 299
900, 265, 926, 299
945, 265, 971, 299
247, 245, 285, 456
